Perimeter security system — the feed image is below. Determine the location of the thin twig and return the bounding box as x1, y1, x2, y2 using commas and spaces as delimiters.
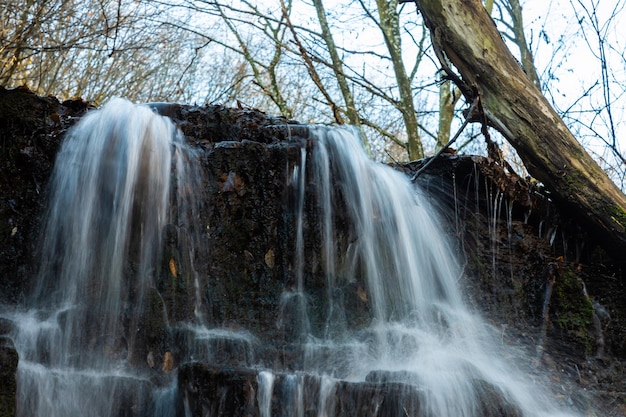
411, 96, 479, 181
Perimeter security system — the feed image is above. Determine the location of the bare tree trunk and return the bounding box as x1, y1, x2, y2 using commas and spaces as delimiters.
376, 0, 424, 159
414, 0, 626, 253
312, 0, 360, 127
505, 0, 541, 89
436, 79, 456, 150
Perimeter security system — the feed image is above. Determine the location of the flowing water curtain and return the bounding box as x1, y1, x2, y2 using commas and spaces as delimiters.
299, 126, 580, 417
13, 98, 191, 417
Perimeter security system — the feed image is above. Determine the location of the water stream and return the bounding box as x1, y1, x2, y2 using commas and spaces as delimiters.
2, 102, 581, 416
8, 98, 189, 417
300, 126, 578, 417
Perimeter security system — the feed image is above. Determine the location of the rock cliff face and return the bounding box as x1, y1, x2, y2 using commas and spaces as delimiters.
0, 86, 624, 416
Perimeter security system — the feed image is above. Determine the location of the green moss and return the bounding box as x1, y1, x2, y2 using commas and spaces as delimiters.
609, 204, 626, 231
552, 266, 594, 352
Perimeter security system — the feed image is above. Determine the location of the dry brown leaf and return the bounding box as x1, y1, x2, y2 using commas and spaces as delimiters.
162, 351, 174, 373
357, 286, 368, 303
169, 258, 177, 278
264, 249, 275, 269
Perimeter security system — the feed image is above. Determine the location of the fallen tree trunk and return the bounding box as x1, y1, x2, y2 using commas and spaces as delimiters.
414, 0, 626, 255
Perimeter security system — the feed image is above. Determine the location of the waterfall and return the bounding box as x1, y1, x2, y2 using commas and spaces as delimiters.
2, 102, 582, 416
295, 126, 578, 417
8, 98, 193, 417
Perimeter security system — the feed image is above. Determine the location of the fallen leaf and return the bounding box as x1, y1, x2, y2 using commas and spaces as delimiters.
162, 351, 174, 373
169, 258, 177, 277
357, 286, 368, 303
264, 249, 275, 269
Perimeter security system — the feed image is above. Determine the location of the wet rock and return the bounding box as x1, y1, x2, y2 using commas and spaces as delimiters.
178, 364, 258, 417
408, 154, 626, 415
177, 363, 419, 417
147, 102, 304, 146
0, 318, 12, 336
333, 379, 422, 417
472, 379, 523, 417
169, 325, 262, 369
17, 369, 159, 417
178, 364, 523, 417
0, 86, 92, 305
365, 370, 420, 384
0, 336, 18, 417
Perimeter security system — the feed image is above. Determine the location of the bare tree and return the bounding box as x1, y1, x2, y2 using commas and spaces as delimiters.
0, 0, 205, 103
164, 0, 438, 158
312, 0, 361, 128
489, 0, 541, 89
372, 0, 423, 158
567, 1, 626, 183
3, 0, 626, 189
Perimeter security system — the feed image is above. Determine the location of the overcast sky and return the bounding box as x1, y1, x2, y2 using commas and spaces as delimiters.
523, 1, 626, 168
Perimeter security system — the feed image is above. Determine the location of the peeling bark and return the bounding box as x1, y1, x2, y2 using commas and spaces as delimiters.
414, 0, 626, 255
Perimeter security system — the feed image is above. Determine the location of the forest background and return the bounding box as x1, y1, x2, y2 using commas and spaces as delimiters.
2, 0, 625, 189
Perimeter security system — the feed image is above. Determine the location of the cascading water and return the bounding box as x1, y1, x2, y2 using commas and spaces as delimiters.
1, 99, 584, 417
8, 98, 195, 417
292, 126, 579, 417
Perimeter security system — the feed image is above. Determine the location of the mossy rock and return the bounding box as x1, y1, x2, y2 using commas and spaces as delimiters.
552, 265, 594, 354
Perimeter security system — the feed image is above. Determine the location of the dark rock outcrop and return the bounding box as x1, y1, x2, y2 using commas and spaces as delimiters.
0, 86, 93, 304
0, 337, 18, 417
409, 155, 623, 351
178, 363, 523, 417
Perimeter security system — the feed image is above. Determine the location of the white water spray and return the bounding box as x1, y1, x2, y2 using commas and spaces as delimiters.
293, 126, 579, 417
257, 370, 275, 417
